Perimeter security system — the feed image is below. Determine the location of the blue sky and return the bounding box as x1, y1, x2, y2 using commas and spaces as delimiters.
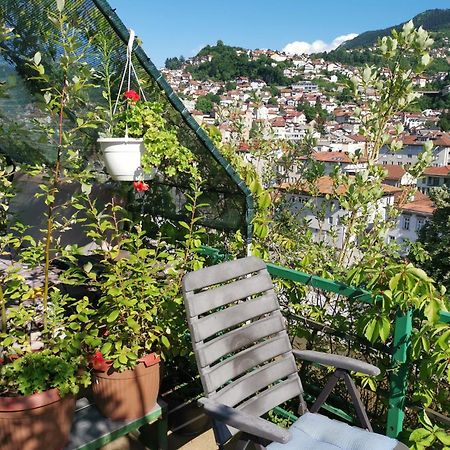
108, 0, 450, 68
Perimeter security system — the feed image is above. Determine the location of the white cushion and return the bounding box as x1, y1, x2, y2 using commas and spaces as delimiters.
267, 413, 401, 450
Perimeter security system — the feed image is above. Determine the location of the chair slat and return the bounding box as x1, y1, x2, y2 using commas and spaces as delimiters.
190, 292, 279, 343
185, 271, 273, 317
195, 312, 286, 368
211, 354, 298, 408
238, 375, 302, 418
183, 255, 266, 292
201, 334, 291, 394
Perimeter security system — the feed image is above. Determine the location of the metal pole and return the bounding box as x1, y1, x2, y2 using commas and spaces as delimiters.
386, 309, 412, 438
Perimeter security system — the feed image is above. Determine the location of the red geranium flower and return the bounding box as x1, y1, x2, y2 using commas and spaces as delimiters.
133, 180, 149, 192
90, 351, 112, 372
124, 89, 140, 102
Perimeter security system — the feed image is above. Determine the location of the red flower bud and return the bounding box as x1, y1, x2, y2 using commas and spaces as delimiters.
124, 89, 140, 102
90, 351, 112, 372
133, 180, 150, 192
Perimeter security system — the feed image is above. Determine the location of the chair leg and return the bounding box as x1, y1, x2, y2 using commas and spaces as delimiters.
235, 438, 251, 450
310, 369, 341, 413
342, 371, 373, 432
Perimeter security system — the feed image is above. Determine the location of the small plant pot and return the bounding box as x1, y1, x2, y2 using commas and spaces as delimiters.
98, 137, 154, 181
0, 388, 75, 450
92, 355, 160, 420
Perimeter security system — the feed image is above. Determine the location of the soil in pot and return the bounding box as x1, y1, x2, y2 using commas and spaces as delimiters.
92, 357, 160, 421
0, 388, 75, 450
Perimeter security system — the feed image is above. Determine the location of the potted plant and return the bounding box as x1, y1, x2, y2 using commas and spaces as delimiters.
98, 89, 196, 182
98, 89, 149, 181
0, 4, 100, 448
95, 30, 198, 183
0, 247, 91, 450
68, 194, 178, 420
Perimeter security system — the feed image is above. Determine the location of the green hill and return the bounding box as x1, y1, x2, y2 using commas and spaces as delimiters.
341, 9, 450, 49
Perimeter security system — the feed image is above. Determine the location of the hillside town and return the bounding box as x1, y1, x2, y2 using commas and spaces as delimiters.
162, 46, 450, 250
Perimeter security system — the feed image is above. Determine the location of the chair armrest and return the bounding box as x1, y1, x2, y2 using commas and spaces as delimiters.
198, 397, 292, 444
293, 350, 380, 376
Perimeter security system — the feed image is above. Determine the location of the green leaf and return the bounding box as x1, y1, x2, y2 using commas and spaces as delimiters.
107, 310, 120, 323
161, 335, 170, 349
409, 428, 434, 446
379, 316, 391, 342
56, 0, 65, 12
258, 192, 271, 209
424, 298, 441, 323
365, 318, 378, 342
101, 342, 112, 355
33, 52, 41, 65
436, 431, 450, 445
81, 183, 91, 195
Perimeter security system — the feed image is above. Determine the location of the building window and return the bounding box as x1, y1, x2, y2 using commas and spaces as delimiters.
416, 217, 425, 231
328, 216, 334, 225
403, 215, 410, 230
427, 177, 440, 186
407, 154, 412, 159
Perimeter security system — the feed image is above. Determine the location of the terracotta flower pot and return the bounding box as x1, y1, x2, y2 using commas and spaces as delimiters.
0, 388, 75, 450
92, 355, 160, 420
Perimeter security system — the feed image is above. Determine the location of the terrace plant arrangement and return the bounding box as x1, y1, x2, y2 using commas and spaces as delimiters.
65, 187, 196, 420
97, 31, 196, 182
0, 5, 96, 449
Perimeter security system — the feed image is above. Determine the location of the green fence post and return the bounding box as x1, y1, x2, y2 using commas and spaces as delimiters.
386, 309, 412, 438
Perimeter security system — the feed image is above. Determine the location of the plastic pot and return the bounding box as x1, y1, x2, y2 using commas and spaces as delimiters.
92, 354, 160, 420
0, 388, 75, 450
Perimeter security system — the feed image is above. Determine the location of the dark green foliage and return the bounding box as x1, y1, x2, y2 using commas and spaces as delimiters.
412, 92, 450, 112
316, 48, 384, 67
340, 9, 450, 49
195, 93, 220, 113
188, 42, 289, 85
164, 55, 185, 70
296, 99, 328, 122
438, 110, 450, 131
0, 350, 82, 396
413, 186, 450, 291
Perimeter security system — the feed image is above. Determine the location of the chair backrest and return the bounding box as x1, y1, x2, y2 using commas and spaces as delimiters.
182, 256, 303, 420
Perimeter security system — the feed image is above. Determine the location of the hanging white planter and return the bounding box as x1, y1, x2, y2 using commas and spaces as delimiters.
99, 137, 153, 181
99, 30, 153, 182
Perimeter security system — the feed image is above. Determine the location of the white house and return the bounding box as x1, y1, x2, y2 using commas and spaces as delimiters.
388, 191, 435, 246
276, 176, 401, 251
417, 165, 450, 193
379, 133, 450, 167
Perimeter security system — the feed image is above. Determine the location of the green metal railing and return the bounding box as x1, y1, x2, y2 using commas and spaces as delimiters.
200, 246, 449, 438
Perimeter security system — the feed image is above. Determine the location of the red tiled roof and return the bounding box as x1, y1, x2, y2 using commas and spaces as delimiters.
400, 193, 435, 215
271, 117, 286, 128
277, 176, 400, 196
381, 164, 406, 180
423, 165, 450, 176
311, 151, 367, 163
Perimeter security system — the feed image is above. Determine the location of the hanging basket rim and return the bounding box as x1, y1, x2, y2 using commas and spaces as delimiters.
97, 137, 144, 143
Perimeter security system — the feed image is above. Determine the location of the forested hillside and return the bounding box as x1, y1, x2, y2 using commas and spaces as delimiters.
340, 8, 450, 49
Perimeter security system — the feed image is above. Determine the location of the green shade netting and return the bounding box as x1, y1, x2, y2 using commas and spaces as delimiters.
0, 0, 253, 242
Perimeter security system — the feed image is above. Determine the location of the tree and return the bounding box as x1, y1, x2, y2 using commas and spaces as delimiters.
195, 93, 220, 113
438, 110, 450, 131
413, 186, 450, 290
164, 56, 185, 70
